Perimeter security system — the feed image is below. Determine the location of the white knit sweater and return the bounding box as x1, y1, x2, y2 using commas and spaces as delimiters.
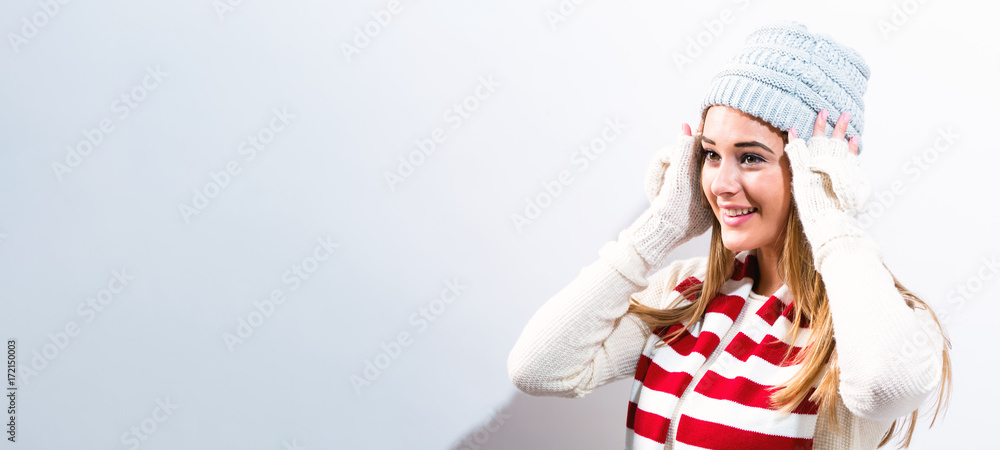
507, 235, 946, 449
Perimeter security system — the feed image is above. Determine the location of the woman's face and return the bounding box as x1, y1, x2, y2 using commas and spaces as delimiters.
700, 105, 792, 254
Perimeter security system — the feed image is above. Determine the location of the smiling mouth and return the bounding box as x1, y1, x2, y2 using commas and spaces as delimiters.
722, 207, 758, 217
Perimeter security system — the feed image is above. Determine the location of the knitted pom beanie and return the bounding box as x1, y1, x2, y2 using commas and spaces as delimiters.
699, 21, 870, 153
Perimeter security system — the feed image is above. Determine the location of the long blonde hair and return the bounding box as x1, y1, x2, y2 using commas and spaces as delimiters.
626, 135, 952, 448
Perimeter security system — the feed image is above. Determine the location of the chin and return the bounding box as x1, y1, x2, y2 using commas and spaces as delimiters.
722, 242, 752, 254
720, 232, 761, 255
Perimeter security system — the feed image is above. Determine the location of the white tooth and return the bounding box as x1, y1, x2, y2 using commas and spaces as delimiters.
726, 208, 756, 216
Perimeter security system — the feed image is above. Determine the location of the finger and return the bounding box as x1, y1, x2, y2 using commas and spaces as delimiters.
812, 110, 828, 137
696, 120, 704, 134
849, 135, 859, 155
832, 112, 850, 141
681, 123, 692, 137
788, 127, 797, 141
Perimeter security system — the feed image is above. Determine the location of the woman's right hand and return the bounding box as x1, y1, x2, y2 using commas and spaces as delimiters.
620, 123, 714, 272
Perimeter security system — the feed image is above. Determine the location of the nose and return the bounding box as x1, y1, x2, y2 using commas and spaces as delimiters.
710, 159, 741, 198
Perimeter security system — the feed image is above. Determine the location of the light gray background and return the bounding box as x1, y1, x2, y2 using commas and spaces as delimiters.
1, 0, 996, 449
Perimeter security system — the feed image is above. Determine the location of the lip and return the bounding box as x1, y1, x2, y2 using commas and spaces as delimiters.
720, 207, 756, 227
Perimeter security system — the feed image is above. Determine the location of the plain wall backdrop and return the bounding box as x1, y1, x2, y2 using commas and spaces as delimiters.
0, 0, 997, 448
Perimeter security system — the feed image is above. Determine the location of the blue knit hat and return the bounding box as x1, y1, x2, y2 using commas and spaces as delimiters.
700, 21, 870, 153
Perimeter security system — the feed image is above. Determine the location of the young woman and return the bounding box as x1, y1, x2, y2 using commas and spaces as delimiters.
507, 22, 951, 449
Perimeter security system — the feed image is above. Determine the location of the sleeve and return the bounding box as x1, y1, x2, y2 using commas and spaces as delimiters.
506, 231, 704, 398
818, 237, 947, 421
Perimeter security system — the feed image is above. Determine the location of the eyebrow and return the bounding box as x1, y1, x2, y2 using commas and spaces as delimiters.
701, 136, 774, 154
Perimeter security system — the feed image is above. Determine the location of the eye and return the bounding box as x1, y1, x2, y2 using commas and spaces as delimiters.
701, 149, 720, 162
741, 153, 766, 164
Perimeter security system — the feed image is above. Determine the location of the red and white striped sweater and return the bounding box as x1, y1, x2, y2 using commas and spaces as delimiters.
508, 237, 946, 449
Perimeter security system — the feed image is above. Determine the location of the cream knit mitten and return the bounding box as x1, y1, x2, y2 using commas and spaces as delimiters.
785, 135, 878, 271
603, 133, 713, 282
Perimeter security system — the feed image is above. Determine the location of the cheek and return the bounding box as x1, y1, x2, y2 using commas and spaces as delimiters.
700, 169, 717, 212
762, 171, 792, 217
700, 167, 714, 198
747, 170, 789, 212
777, 161, 793, 213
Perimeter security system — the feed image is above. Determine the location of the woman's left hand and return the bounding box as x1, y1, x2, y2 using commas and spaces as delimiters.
787, 110, 859, 154
786, 111, 875, 271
